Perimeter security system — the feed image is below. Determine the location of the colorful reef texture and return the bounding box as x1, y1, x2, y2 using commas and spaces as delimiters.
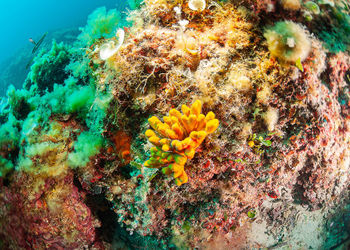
0, 0, 350, 249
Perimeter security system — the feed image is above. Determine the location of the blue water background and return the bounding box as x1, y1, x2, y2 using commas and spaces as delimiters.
0, 0, 126, 62
0, 0, 128, 96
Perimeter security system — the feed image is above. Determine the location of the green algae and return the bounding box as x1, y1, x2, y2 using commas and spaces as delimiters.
0, 8, 115, 176
77, 6, 121, 46
25, 41, 71, 93
317, 6, 350, 52
68, 131, 104, 168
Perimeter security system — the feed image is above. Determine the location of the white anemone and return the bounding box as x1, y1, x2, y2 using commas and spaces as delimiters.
99, 29, 125, 60
188, 0, 206, 11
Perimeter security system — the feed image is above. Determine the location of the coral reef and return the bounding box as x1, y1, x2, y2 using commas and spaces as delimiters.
0, 0, 350, 249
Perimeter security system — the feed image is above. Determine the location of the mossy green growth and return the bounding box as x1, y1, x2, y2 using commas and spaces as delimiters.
68, 131, 104, 168
247, 209, 256, 218
182, 220, 192, 232
85, 91, 113, 134
20, 108, 51, 144
26, 141, 61, 158
304, 1, 320, 14
127, 0, 144, 9
65, 85, 95, 113
0, 156, 14, 177
2, 80, 111, 173
0, 111, 23, 177
264, 21, 311, 63
6, 85, 32, 120
0, 8, 116, 176
20, 76, 111, 169
65, 56, 94, 85
40, 77, 95, 117
0, 113, 21, 148
317, 5, 350, 52
25, 41, 71, 93
78, 6, 121, 46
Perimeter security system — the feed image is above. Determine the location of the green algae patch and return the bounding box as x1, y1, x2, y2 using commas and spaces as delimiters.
68, 131, 104, 168
316, 6, 350, 52
78, 6, 121, 46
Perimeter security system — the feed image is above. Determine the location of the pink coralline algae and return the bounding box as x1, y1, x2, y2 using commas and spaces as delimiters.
0, 171, 104, 249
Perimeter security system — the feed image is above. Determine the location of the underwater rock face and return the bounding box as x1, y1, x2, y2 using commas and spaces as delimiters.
0, 0, 349, 249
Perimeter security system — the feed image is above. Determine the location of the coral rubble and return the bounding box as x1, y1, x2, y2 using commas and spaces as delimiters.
0, 0, 350, 249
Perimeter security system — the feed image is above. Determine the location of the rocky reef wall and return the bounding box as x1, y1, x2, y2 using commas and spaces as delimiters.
0, 0, 349, 248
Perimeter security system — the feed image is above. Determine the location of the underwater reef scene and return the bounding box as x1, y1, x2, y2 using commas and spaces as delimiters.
0, 0, 350, 248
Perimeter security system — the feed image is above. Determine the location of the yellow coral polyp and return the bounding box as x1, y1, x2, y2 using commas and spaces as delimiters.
144, 100, 219, 186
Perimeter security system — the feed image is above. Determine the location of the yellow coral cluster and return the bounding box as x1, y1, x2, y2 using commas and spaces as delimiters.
144, 100, 219, 186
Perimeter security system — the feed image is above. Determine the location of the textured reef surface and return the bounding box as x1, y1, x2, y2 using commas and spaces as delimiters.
0, 0, 349, 249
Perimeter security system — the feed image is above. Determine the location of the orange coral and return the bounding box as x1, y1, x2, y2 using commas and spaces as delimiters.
110, 131, 132, 164
144, 100, 219, 186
